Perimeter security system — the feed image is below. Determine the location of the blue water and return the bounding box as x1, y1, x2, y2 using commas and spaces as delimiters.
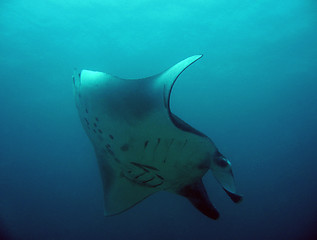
1, 0, 316, 239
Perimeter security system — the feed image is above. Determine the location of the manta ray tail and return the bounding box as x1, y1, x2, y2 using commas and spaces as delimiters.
178, 180, 220, 220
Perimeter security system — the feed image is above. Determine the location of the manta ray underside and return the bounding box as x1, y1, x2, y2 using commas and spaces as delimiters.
73, 55, 242, 219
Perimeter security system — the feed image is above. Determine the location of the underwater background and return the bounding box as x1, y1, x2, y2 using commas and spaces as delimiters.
0, 0, 316, 239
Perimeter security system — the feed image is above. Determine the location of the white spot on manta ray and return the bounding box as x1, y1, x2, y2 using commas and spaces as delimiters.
73, 55, 242, 219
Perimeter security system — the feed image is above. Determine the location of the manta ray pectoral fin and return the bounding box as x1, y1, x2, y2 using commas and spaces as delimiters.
156, 54, 203, 108
211, 152, 243, 203
178, 179, 220, 220
98, 156, 158, 216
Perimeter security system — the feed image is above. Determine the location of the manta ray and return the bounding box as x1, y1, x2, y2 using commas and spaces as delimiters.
73, 55, 242, 219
